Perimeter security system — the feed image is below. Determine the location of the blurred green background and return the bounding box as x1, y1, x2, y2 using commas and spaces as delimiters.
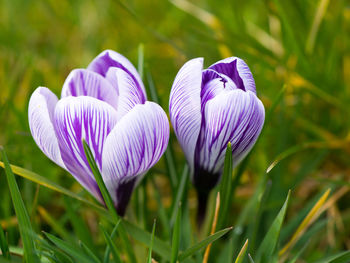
0, 0, 350, 262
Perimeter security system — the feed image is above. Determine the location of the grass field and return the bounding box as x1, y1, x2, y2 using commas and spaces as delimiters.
0, 0, 350, 262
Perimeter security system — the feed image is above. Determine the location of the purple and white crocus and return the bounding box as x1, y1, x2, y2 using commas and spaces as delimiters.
169, 57, 265, 218
29, 50, 169, 216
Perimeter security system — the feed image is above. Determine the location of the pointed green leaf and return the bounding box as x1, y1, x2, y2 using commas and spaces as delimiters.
79, 241, 101, 263
122, 220, 171, 259
100, 225, 122, 263
178, 227, 232, 261
255, 190, 291, 263
1, 148, 38, 263
0, 224, 10, 260
137, 43, 144, 80
171, 203, 181, 263
217, 143, 232, 230
234, 239, 248, 263
147, 220, 156, 263
44, 232, 94, 263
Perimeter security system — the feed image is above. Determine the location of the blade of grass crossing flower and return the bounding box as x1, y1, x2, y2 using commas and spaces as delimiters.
170, 203, 181, 263
178, 227, 232, 261
1, 148, 39, 263
79, 241, 101, 263
0, 161, 101, 210
83, 140, 137, 263
146, 69, 178, 188
170, 165, 189, 226
255, 190, 291, 263
100, 225, 122, 263
147, 220, 156, 263
44, 232, 95, 263
83, 140, 118, 222
0, 225, 10, 260
217, 143, 232, 230
279, 189, 331, 257
234, 239, 248, 263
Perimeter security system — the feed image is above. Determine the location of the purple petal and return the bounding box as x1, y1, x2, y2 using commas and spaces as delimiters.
105, 67, 146, 120
61, 69, 118, 110
87, 49, 146, 99
28, 87, 65, 168
208, 57, 256, 94
201, 69, 237, 109
195, 90, 264, 175
169, 58, 203, 172
102, 102, 169, 210
54, 96, 118, 201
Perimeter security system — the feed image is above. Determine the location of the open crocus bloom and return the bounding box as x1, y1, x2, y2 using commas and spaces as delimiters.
29, 50, 169, 215
169, 57, 265, 205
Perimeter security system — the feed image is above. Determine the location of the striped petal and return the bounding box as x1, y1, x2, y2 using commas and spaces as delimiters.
105, 67, 146, 120
54, 96, 118, 201
209, 57, 256, 94
28, 87, 64, 167
169, 58, 203, 172
102, 102, 169, 215
195, 90, 264, 176
87, 49, 146, 98
61, 69, 119, 110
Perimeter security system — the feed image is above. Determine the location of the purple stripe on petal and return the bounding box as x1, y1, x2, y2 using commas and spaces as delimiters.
201, 69, 237, 109
61, 69, 119, 110
28, 87, 65, 168
169, 58, 203, 173
195, 90, 264, 175
54, 96, 118, 201
102, 102, 169, 207
208, 57, 256, 94
106, 67, 146, 120
87, 50, 147, 101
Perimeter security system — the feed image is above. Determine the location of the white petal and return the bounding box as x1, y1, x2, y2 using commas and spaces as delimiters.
54, 96, 118, 200
87, 49, 146, 97
102, 102, 169, 205
169, 58, 203, 173
196, 90, 264, 174
105, 67, 146, 120
61, 69, 118, 110
28, 87, 64, 167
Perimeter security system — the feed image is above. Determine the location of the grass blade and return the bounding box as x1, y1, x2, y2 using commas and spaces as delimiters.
137, 43, 144, 80
0, 225, 10, 260
0, 161, 100, 210
170, 203, 181, 263
100, 225, 122, 263
1, 148, 38, 263
122, 220, 171, 259
79, 241, 101, 263
83, 141, 137, 263
44, 232, 93, 263
82, 140, 118, 221
255, 190, 291, 263
178, 227, 232, 261
234, 239, 249, 263
217, 143, 232, 230
147, 220, 156, 263
279, 189, 331, 257
170, 165, 189, 226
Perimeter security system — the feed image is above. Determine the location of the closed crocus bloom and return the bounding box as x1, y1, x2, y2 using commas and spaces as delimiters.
29, 50, 169, 216
169, 57, 265, 220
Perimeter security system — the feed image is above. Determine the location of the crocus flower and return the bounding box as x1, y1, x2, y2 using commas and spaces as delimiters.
29, 50, 169, 215
169, 57, 265, 219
